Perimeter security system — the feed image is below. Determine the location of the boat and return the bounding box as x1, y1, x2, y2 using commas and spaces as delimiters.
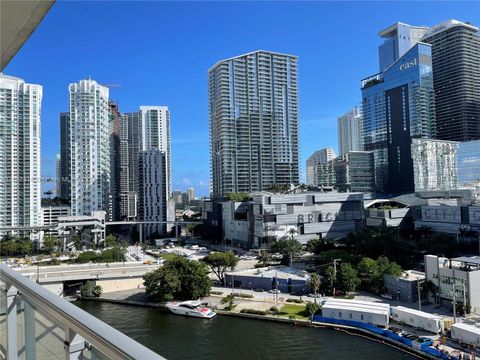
165, 300, 216, 319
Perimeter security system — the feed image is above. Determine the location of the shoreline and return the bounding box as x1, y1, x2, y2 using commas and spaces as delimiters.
81, 296, 434, 360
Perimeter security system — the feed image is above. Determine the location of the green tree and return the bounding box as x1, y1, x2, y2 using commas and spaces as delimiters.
143, 255, 211, 302
305, 301, 320, 317
226, 192, 251, 202
43, 236, 59, 255
337, 263, 360, 294
357, 257, 379, 289
201, 251, 239, 282
309, 272, 321, 301
257, 250, 271, 267
271, 237, 302, 267
105, 234, 117, 248
324, 266, 336, 292
17, 239, 33, 256
306, 238, 324, 255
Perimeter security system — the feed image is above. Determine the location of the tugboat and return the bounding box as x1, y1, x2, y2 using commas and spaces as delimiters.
165, 300, 216, 319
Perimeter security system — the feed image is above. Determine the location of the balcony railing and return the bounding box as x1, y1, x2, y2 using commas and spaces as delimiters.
0, 264, 165, 360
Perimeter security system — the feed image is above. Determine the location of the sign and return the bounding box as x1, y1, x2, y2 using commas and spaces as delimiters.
399, 58, 417, 71
421, 206, 461, 223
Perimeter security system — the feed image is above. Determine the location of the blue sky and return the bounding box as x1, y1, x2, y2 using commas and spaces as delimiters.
4, 1, 479, 196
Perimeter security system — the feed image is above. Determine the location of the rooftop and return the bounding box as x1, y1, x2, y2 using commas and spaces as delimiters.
422, 19, 479, 40
227, 265, 310, 281
378, 22, 429, 38
209, 50, 298, 72
322, 302, 389, 316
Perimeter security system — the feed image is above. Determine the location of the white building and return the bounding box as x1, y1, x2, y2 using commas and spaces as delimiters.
69, 79, 110, 217
337, 107, 363, 156
57, 211, 106, 249
321, 299, 390, 327
425, 255, 480, 315
306, 148, 336, 186
0, 74, 42, 242
41, 206, 70, 237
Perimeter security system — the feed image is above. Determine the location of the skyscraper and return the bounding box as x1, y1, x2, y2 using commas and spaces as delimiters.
362, 43, 436, 194
209, 50, 299, 197
69, 79, 110, 216
56, 154, 61, 197
378, 22, 428, 72
187, 187, 195, 202
422, 20, 480, 142
59, 112, 71, 201
337, 107, 363, 156
109, 101, 121, 221
306, 148, 336, 186
0, 74, 42, 241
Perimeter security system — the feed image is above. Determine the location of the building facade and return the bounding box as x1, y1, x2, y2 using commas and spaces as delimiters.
69, 79, 110, 217
315, 151, 375, 193
362, 42, 436, 194
378, 22, 429, 72
457, 140, 480, 201
109, 101, 121, 221
422, 20, 480, 142
306, 148, 336, 186
138, 149, 169, 237
55, 154, 61, 197
337, 107, 363, 156
411, 138, 458, 191
59, 111, 71, 201
209, 50, 299, 197
0, 74, 42, 241
41, 205, 70, 237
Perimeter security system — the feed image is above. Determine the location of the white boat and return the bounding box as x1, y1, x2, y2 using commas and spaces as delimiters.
165, 300, 216, 319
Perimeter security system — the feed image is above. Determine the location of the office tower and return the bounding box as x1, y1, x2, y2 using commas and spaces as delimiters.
209, 50, 299, 197
411, 138, 458, 191
109, 101, 121, 221
59, 112, 71, 201
0, 74, 42, 241
187, 187, 195, 202
378, 22, 428, 72
56, 154, 61, 196
138, 149, 168, 237
306, 148, 336, 186
69, 79, 110, 216
457, 140, 480, 194
362, 42, 436, 194
172, 190, 184, 210
337, 106, 363, 156
422, 20, 480, 141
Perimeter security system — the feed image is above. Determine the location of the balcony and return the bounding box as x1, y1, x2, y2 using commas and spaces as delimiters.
0, 264, 164, 359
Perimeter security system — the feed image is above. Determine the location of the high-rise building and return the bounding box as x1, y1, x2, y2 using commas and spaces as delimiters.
69, 79, 110, 217
421, 20, 480, 142
306, 148, 336, 186
337, 107, 363, 156
0, 74, 42, 241
378, 22, 428, 72
138, 149, 169, 237
209, 50, 299, 197
59, 112, 71, 201
56, 154, 61, 197
411, 138, 458, 191
187, 187, 195, 202
109, 101, 121, 221
362, 42, 436, 194
457, 140, 480, 197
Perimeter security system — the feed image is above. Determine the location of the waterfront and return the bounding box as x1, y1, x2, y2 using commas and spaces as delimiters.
77, 301, 417, 360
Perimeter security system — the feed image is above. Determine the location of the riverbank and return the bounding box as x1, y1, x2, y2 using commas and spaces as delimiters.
82, 290, 445, 360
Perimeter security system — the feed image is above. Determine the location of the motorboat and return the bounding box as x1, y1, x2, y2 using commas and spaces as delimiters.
165, 300, 216, 319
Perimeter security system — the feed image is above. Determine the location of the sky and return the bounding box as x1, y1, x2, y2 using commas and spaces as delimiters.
4, 1, 479, 196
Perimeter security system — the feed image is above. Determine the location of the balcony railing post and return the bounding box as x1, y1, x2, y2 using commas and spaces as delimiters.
24, 300, 36, 360
64, 326, 87, 360
6, 285, 19, 359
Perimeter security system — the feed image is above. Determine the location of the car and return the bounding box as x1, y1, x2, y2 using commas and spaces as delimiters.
381, 294, 393, 300
308, 293, 322, 298
268, 289, 281, 294
253, 288, 265, 292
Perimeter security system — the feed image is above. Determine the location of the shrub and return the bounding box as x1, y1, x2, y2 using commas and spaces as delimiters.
289, 315, 297, 320
305, 301, 320, 317
286, 298, 303, 304
92, 285, 103, 297
270, 306, 279, 314
233, 293, 254, 299
210, 291, 223, 295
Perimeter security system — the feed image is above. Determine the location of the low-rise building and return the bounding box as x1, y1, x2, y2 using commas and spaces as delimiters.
321, 299, 390, 327
425, 255, 480, 315
57, 211, 106, 249
41, 205, 71, 237
384, 270, 425, 303
225, 266, 310, 294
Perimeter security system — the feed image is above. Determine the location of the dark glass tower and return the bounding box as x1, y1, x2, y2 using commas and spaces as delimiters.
59, 112, 71, 201
422, 20, 480, 141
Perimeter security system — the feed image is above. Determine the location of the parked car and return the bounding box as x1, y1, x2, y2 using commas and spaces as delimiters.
381, 294, 393, 300
253, 288, 265, 293
268, 289, 281, 294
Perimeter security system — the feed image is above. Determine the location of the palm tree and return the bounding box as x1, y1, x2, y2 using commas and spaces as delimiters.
309, 272, 321, 303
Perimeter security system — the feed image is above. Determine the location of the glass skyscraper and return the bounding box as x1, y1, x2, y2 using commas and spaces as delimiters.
209, 50, 299, 197
362, 43, 436, 194
457, 140, 480, 195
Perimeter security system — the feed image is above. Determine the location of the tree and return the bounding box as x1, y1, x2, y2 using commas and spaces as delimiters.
105, 234, 117, 248
144, 255, 211, 302
324, 266, 336, 292
271, 238, 302, 267
201, 251, 239, 282
17, 239, 33, 256
337, 263, 360, 294
306, 238, 325, 255
309, 273, 321, 301
305, 301, 320, 317
257, 250, 271, 267
226, 192, 250, 202
43, 236, 59, 255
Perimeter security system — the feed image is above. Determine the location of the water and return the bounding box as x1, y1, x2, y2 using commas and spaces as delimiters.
76, 301, 417, 360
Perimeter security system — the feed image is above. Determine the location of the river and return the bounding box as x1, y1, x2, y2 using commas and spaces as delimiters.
76, 301, 418, 360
